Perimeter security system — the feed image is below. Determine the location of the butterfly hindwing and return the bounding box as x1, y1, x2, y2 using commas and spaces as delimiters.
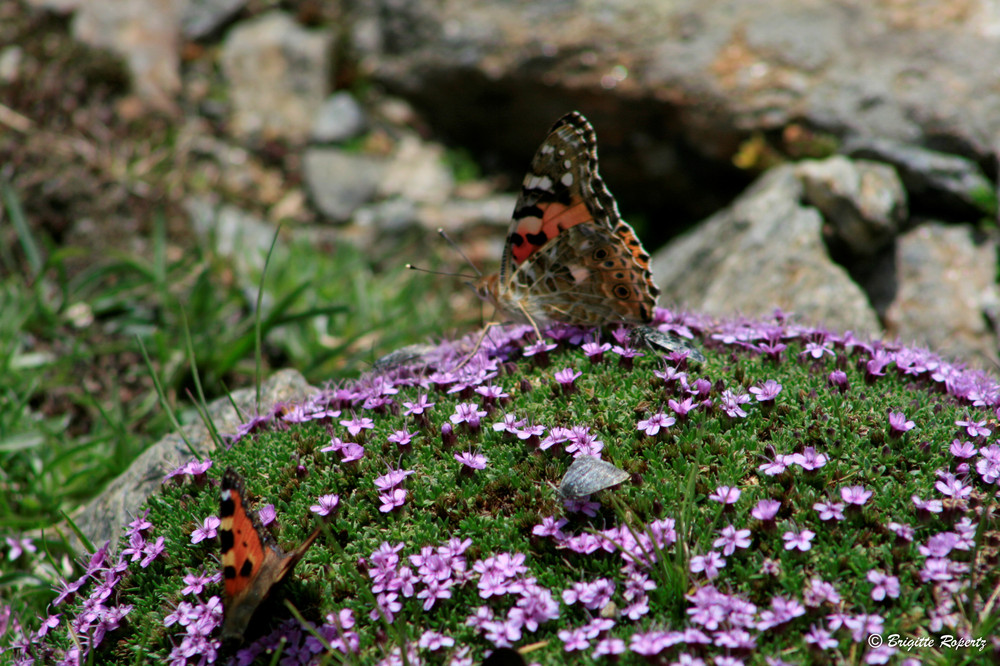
511, 223, 656, 325
219, 467, 320, 643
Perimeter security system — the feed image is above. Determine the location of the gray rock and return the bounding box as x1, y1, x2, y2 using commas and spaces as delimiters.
651, 165, 881, 335
71, 0, 182, 111
311, 92, 368, 143
185, 198, 285, 307
303, 147, 385, 220
0, 46, 23, 84
845, 138, 996, 219
885, 223, 999, 367
379, 134, 454, 205
796, 156, 907, 256
345, 0, 1000, 218
25, 0, 81, 12
415, 194, 517, 232
354, 198, 418, 232
68, 369, 316, 553
181, 0, 247, 40
220, 11, 334, 141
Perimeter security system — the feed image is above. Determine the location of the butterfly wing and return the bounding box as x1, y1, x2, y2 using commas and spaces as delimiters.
631, 325, 706, 363
219, 467, 320, 643
510, 222, 658, 325
559, 455, 631, 499
500, 112, 655, 282
485, 112, 658, 326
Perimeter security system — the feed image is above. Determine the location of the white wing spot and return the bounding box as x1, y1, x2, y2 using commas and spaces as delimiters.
564, 160, 572, 169
221, 489, 232, 501
536, 175, 553, 191
569, 264, 590, 283
561, 172, 574, 187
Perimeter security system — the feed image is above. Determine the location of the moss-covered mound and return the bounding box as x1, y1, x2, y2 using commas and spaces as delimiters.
9, 310, 1000, 665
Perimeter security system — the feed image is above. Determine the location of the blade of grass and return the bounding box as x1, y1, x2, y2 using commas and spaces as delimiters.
267, 638, 287, 666
136, 335, 201, 460
181, 309, 225, 451
0, 179, 42, 277
58, 509, 95, 554
255, 226, 283, 412
151, 211, 168, 307
283, 601, 347, 665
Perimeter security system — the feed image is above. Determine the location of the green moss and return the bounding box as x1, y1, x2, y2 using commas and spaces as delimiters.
19, 327, 1000, 663
969, 184, 998, 217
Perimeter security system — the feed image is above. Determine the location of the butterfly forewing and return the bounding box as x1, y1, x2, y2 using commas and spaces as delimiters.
219, 467, 320, 643
482, 111, 659, 329
220, 468, 266, 602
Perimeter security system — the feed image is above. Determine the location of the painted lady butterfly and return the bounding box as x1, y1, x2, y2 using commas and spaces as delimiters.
475, 112, 660, 333
219, 467, 320, 643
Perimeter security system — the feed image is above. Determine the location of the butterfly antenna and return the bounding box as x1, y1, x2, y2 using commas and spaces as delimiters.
405, 264, 479, 280
437, 227, 482, 277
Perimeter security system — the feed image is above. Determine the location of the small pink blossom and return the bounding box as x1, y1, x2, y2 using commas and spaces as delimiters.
310, 494, 340, 516
708, 486, 741, 505
783, 529, 815, 552
190, 516, 220, 544
888, 411, 915, 435
840, 485, 873, 506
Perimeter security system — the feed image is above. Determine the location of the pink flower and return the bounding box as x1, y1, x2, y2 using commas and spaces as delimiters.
690, 552, 726, 579
637, 412, 676, 436
190, 516, 220, 544
749, 379, 782, 402
374, 468, 414, 491
708, 486, 741, 505
450, 402, 487, 428
955, 416, 990, 438
888, 411, 915, 435
379, 489, 407, 513
783, 529, 815, 552
339, 416, 374, 436
751, 499, 781, 521
455, 450, 487, 470
713, 525, 751, 556
813, 501, 845, 521
840, 485, 873, 506
866, 570, 900, 601
310, 494, 340, 516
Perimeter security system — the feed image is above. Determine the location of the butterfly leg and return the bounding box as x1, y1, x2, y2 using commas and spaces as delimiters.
454, 321, 499, 370
514, 302, 545, 343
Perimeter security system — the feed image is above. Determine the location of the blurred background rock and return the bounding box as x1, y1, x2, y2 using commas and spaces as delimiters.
4, 0, 998, 375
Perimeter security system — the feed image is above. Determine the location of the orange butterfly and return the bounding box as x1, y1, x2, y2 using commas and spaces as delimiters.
474, 112, 659, 334
219, 467, 320, 643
